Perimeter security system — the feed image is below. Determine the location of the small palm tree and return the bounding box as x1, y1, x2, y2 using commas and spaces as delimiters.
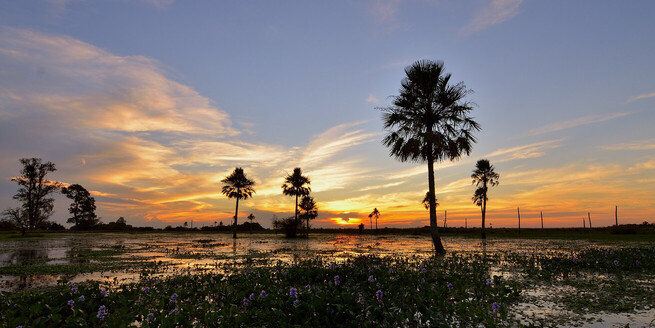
368, 208, 380, 233
298, 195, 318, 237
421, 192, 439, 210
221, 167, 255, 239
471, 159, 499, 239
247, 213, 256, 234
281, 168, 311, 222
380, 59, 480, 254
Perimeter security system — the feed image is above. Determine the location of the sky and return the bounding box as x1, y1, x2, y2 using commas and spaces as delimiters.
0, 0, 653, 229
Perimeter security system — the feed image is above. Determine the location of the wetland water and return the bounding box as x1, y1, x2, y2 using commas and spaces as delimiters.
1, 232, 654, 327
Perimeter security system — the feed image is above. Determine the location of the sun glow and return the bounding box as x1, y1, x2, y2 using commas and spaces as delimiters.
329, 217, 362, 225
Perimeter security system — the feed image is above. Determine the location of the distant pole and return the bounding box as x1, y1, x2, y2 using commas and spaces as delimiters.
465, 217, 468, 229
517, 207, 521, 234
444, 210, 447, 228
583, 217, 585, 228
615, 205, 618, 226
588, 212, 592, 229
540, 211, 544, 230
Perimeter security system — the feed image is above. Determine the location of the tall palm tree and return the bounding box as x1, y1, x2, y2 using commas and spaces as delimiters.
221, 167, 255, 239
381, 59, 480, 254
281, 168, 311, 222
471, 159, 499, 239
368, 208, 380, 233
298, 195, 318, 237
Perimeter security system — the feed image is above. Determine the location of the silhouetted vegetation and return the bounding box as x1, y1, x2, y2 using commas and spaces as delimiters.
471, 159, 499, 239
368, 208, 380, 233
380, 59, 480, 254
282, 168, 311, 224
62, 184, 99, 230
298, 195, 318, 237
221, 167, 255, 239
272, 216, 303, 238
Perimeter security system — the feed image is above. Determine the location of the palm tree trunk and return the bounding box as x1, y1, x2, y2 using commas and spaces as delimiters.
295, 194, 299, 221
233, 197, 239, 239
427, 156, 446, 254
481, 183, 487, 239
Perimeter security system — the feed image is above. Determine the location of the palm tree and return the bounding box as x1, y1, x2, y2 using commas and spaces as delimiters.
281, 168, 311, 222
247, 213, 256, 234
298, 195, 318, 237
381, 59, 480, 254
471, 159, 499, 239
221, 167, 255, 239
421, 192, 439, 210
368, 208, 380, 233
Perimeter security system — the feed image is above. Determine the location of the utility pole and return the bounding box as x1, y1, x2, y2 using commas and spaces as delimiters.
517, 207, 521, 234
465, 217, 468, 229
615, 205, 618, 226
444, 210, 447, 228
540, 211, 544, 230
588, 212, 592, 229
583, 217, 586, 228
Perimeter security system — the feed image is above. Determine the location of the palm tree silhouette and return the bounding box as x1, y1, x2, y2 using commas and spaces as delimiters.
471, 159, 499, 239
298, 195, 318, 237
282, 168, 311, 223
380, 60, 480, 254
221, 167, 255, 239
368, 208, 380, 233
247, 213, 256, 234
422, 192, 439, 210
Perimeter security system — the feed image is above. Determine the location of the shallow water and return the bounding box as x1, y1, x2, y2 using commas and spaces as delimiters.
1, 232, 653, 327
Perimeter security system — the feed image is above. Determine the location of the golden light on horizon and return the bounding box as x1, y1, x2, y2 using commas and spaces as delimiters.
329, 217, 362, 225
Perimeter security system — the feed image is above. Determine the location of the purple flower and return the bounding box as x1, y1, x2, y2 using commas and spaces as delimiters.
420, 278, 425, 283
293, 299, 300, 306
330, 263, 335, 270
613, 260, 619, 266
334, 275, 340, 285
636, 260, 640, 265
375, 290, 383, 302
492, 302, 500, 313
368, 275, 374, 282
67, 300, 74, 308
421, 268, 427, 273
78, 295, 85, 302
376, 282, 381, 289
389, 268, 393, 274
69, 284, 77, 293
171, 293, 178, 302
170, 307, 178, 315
97, 305, 107, 319
249, 293, 255, 301
290, 287, 297, 298
486, 278, 493, 286
243, 298, 249, 307
260, 290, 267, 298
144, 287, 150, 293
100, 288, 107, 297
447, 283, 453, 290
572, 257, 578, 263
305, 284, 311, 291
146, 313, 154, 322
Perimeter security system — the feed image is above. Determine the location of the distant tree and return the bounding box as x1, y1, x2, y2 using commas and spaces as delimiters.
247, 213, 256, 234
380, 60, 479, 254
11, 158, 61, 230
183, 221, 188, 228
281, 168, 311, 222
358, 223, 365, 234
221, 167, 255, 239
471, 159, 499, 239
298, 196, 318, 236
278, 216, 302, 238
421, 192, 439, 210
61, 184, 98, 229
2, 208, 28, 236
368, 208, 380, 233
116, 217, 127, 225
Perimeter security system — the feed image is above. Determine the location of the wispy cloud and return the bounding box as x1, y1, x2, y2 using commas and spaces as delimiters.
625, 92, 655, 104
600, 138, 655, 151
366, 94, 379, 104
300, 121, 379, 166
486, 139, 563, 162
528, 111, 633, 136
461, 0, 523, 35
370, 0, 401, 23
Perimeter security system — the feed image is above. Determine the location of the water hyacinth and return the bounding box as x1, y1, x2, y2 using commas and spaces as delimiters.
144, 286, 150, 293
375, 290, 383, 302
293, 299, 300, 306
170, 307, 178, 315
368, 275, 374, 282
492, 302, 500, 313
260, 290, 267, 298
78, 295, 85, 302
447, 283, 453, 289
170, 293, 178, 302
486, 278, 493, 286
290, 287, 297, 298
97, 305, 107, 319
100, 288, 107, 297
249, 293, 255, 301
334, 275, 340, 285
243, 298, 249, 307
305, 284, 311, 291
67, 300, 74, 308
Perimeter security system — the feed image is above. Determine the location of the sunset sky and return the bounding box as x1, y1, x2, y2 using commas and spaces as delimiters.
1, 1, 653, 229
